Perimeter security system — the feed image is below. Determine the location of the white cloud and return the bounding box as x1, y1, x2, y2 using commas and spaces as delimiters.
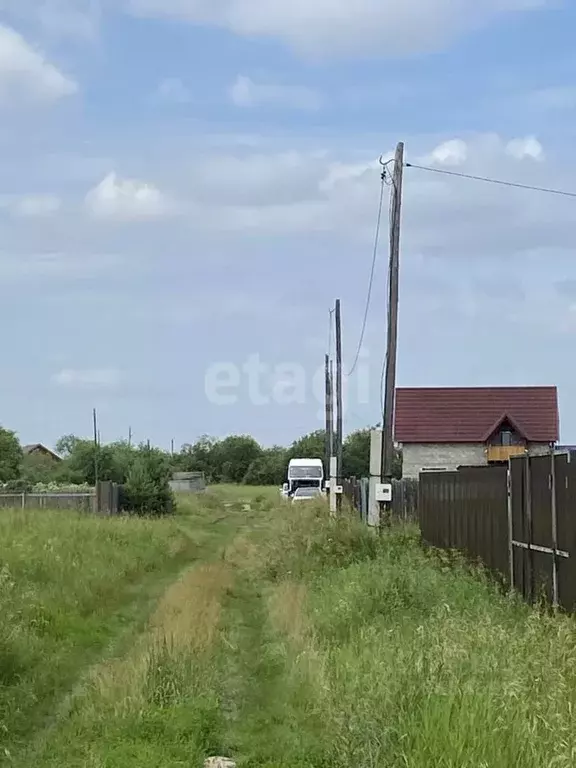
427, 139, 468, 166
320, 158, 382, 191
229, 75, 322, 110
0, 23, 77, 105
506, 136, 544, 161
0, 0, 100, 38
85, 172, 173, 220
51, 368, 123, 389
128, 0, 547, 56
155, 77, 191, 104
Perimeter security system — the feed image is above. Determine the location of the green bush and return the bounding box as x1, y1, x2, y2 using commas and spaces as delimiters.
122, 450, 174, 517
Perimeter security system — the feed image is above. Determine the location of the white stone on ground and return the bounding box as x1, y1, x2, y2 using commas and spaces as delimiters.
204, 758, 236, 768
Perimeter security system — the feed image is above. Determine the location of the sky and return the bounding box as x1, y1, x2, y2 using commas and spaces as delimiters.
1, 0, 576, 450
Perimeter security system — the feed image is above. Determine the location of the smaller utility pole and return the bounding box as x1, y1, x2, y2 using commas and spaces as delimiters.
381, 142, 404, 523
128, 426, 132, 447
93, 408, 100, 513
335, 298, 343, 511
171, 438, 175, 456
324, 354, 333, 486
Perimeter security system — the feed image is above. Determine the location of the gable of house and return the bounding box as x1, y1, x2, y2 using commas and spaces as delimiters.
394, 386, 559, 445
22, 444, 62, 462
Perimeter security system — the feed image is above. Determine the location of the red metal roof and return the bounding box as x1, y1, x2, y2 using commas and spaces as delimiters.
394, 386, 559, 444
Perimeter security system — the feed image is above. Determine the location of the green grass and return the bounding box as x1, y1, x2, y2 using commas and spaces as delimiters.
0, 507, 202, 762
6, 493, 576, 767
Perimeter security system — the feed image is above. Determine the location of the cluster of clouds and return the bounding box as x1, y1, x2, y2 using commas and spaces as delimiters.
0, 0, 552, 111
0, 133, 561, 235
0, 0, 549, 56
129, 0, 548, 56
0, 23, 76, 105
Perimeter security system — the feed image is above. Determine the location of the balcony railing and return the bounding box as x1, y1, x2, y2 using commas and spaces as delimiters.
486, 445, 527, 463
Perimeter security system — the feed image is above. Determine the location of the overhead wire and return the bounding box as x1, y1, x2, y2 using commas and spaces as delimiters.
345, 159, 394, 378
405, 162, 576, 199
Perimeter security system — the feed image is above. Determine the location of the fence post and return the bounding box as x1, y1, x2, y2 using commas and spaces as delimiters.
21, 492, 26, 510
550, 445, 559, 607
525, 454, 534, 602
507, 462, 514, 591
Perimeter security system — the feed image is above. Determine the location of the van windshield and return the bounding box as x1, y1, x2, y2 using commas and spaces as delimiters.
289, 466, 323, 479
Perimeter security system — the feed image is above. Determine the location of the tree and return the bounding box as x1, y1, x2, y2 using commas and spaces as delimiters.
55, 434, 81, 458
122, 445, 173, 516
243, 447, 287, 486
175, 436, 219, 481
342, 429, 370, 479
0, 427, 22, 484
212, 436, 263, 484
20, 453, 60, 486
60, 438, 124, 485
287, 430, 326, 463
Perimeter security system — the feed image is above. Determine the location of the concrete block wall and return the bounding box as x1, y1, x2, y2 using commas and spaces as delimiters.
402, 443, 487, 479
402, 442, 552, 478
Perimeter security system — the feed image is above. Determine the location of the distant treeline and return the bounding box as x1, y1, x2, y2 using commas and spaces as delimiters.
0, 427, 402, 493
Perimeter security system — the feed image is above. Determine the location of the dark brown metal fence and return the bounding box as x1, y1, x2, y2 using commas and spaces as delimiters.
509, 452, 576, 612
420, 452, 576, 612
420, 466, 510, 583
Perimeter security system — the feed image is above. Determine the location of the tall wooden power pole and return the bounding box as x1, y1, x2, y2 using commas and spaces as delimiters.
325, 353, 333, 482
335, 299, 343, 510
381, 142, 404, 497
93, 408, 100, 513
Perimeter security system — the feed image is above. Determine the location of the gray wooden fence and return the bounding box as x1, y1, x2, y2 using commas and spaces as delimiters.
0, 481, 120, 515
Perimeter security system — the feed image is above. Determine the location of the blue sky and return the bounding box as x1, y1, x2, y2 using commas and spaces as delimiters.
1, 0, 576, 449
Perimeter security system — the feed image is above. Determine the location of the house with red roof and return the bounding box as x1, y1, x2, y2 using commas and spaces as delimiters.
394, 386, 559, 479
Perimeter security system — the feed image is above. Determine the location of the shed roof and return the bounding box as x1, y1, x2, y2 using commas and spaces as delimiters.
394, 386, 559, 444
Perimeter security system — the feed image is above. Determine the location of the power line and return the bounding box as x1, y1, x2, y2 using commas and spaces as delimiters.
346, 164, 390, 377
405, 162, 576, 199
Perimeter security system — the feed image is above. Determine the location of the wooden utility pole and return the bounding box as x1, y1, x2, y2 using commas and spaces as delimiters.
324, 353, 333, 483
335, 299, 343, 510
93, 408, 100, 513
128, 426, 132, 447
381, 142, 404, 507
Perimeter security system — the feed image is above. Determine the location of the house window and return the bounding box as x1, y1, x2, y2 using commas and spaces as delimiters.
501, 430, 512, 447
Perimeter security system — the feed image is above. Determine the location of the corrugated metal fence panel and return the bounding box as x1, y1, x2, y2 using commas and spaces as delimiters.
556, 454, 576, 612
419, 467, 509, 582
423, 453, 576, 614
392, 479, 419, 522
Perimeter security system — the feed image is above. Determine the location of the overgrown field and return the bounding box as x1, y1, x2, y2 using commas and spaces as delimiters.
3, 489, 576, 767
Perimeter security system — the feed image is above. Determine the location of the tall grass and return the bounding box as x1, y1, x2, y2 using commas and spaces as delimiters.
0, 508, 196, 760
12, 495, 576, 767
